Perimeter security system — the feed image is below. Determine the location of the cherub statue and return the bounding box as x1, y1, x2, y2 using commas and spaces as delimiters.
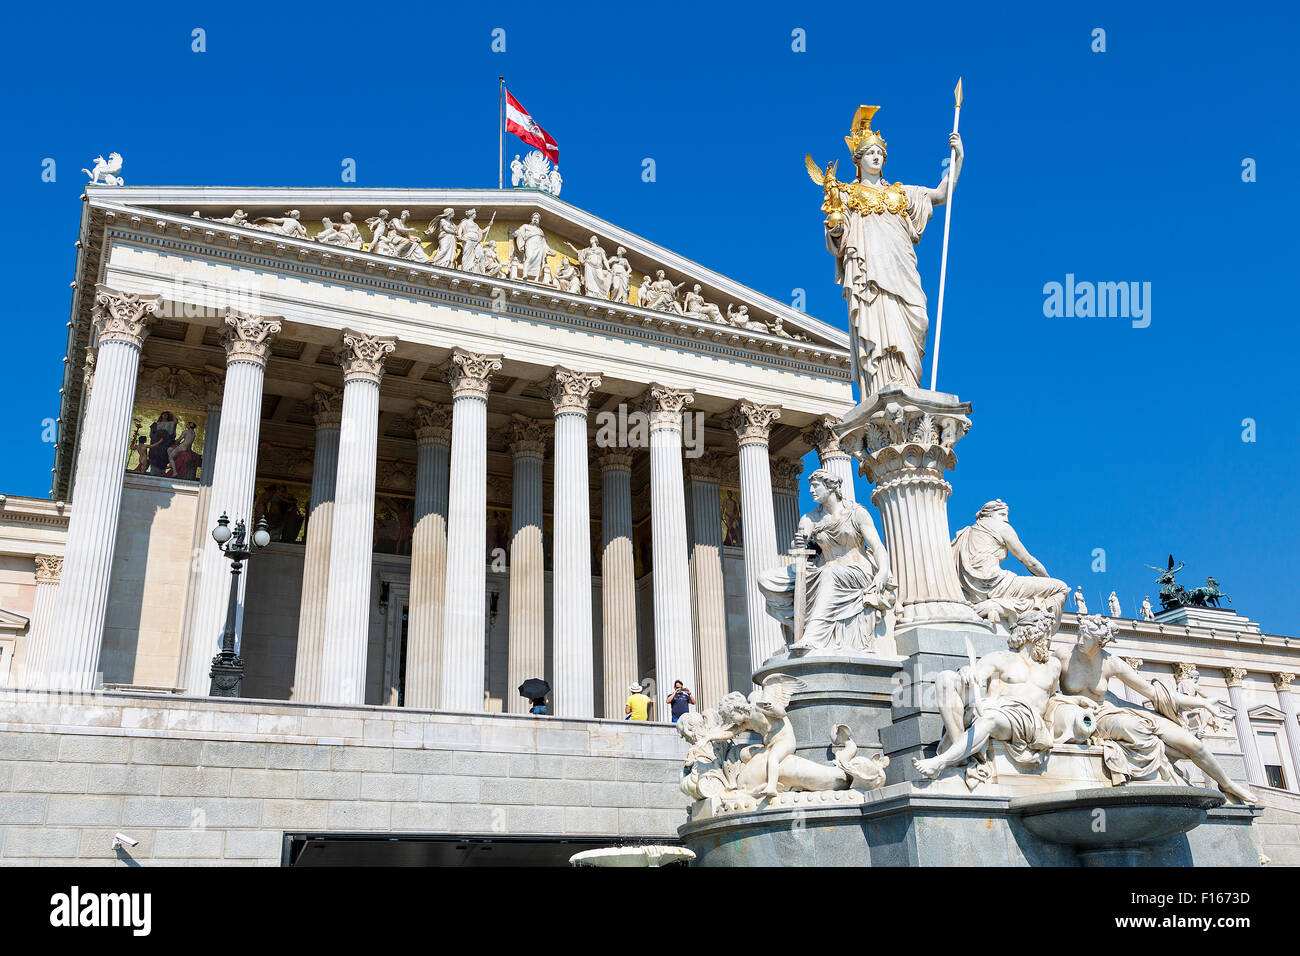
83, 153, 124, 185
717, 676, 804, 796
677, 682, 888, 800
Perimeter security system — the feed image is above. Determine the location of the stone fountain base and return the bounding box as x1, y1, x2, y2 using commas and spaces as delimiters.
678, 782, 1261, 867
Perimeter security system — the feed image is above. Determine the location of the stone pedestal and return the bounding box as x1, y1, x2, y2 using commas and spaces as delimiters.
754, 654, 902, 764
839, 386, 983, 630
879, 624, 1003, 784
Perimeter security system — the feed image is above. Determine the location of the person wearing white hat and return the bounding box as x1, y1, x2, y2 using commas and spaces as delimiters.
625, 682, 652, 721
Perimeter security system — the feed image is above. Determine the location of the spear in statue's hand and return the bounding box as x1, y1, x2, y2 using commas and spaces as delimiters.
929, 77, 963, 393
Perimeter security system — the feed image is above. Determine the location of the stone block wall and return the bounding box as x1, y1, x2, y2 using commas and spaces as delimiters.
0, 689, 685, 866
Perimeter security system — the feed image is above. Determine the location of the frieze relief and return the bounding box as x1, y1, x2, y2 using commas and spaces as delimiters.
185, 207, 828, 347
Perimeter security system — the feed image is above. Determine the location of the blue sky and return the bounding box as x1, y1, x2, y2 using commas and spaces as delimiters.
3, 2, 1297, 632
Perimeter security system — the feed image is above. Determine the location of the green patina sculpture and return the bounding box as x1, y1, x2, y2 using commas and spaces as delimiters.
1146, 555, 1231, 612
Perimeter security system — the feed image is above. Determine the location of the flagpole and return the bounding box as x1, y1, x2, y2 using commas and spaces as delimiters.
929, 77, 963, 393
498, 76, 505, 189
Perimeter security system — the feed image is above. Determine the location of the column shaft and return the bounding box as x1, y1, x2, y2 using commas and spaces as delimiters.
291, 389, 341, 702
552, 411, 594, 716
174, 399, 221, 692
439, 349, 501, 712
685, 457, 727, 709
319, 331, 394, 705
48, 287, 160, 690
1226, 673, 1266, 786
600, 454, 637, 719
643, 386, 696, 707
182, 360, 272, 692
20, 557, 62, 686
405, 404, 451, 710
731, 402, 783, 670
506, 422, 545, 715
1274, 680, 1300, 789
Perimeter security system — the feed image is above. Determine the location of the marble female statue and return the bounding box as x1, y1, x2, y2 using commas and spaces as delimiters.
951, 500, 1069, 628
808, 106, 963, 396
607, 248, 632, 303
510, 154, 525, 187
684, 285, 727, 324
425, 208, 458, 268
566, 237, 612, 298
1108, 591, 1122, 617
758, 468, 896, 655
1049, 615, 1253, 803
457, 209, 484, 272
509, 213, 550, 281
642, 270, 683, 312
1140, 596, 1155, 621
1073, 586, 1088, 615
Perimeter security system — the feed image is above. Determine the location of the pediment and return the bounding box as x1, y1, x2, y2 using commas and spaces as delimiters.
1247, 704, 1288, 722
87, 186, 848, 351
0, 607, 30, 632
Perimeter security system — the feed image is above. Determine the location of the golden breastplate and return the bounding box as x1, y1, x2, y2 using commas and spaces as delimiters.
839, 181, 910, 216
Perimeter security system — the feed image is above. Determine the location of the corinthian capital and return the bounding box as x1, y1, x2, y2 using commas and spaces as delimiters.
548, 366, 602, 415
597, 450, 634, 473
685, 450, 724, 483
410, 398, 451, 445
220, 310, 284, 367
310, 382, 343, 428
337, 329, 397, 385
34, 554, 64, 582
1172, 662, 1199, 683
92, 283, 162, 349
1224, 666, 1249, 687
444, 348, 502, 400
507, 415, 549, 458
637, 383, 694, 430
1273, 672, 1295, 691
728, 401, 781, 447
771, 456, 803, 494
802, 416, 845, 459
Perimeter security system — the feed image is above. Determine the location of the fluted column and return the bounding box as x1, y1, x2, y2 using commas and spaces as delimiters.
439, 349, 502, 712
1273, 673, 1300, 788
505, 416, 547, 715
729, 401, 784, 670
290, 384, 342, 702
404, 400, 452, 709
181, 309, 283, 694
804, 416, 855, 503
640, 384, 696, 703
1225, 667, 1266, 787
47, 285, 160, 690
599, 451, 637, 718
174, 375, 224, 693
19, 556, 63, 686
854, 390, 984, 629
319, 330, 396, 705
685, 453, 727, 709
548, 367, 602, 717
771, 457, 802, 555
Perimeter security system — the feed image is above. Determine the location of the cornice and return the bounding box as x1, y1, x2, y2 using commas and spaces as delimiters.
85, 186, 849, 349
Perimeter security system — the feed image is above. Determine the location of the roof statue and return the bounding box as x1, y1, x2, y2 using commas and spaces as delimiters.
1146, 555, 1232, 612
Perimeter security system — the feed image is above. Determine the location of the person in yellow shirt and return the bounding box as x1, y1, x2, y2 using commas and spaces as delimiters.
625, 682, 652, 721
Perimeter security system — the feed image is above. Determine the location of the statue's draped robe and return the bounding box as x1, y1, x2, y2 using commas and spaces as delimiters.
758, 503, 892, 653
952, 518, 1069, 621
826, 184, 933, 393
513, 224, 548, 280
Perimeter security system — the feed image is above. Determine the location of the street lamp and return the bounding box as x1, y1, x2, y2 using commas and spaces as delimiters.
208, 512, 271, 697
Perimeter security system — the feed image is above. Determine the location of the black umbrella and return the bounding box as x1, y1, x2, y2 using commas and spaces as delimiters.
518, 678, 551, 700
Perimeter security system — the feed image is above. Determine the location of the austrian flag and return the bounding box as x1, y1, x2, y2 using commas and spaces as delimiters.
505, 90, 559, 164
